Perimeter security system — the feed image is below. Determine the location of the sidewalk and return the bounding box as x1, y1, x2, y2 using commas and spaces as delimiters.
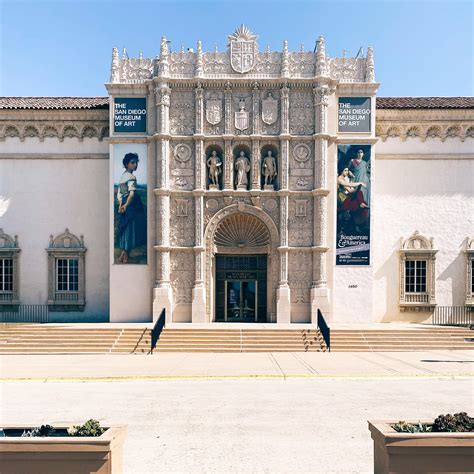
1, 350, 472, 382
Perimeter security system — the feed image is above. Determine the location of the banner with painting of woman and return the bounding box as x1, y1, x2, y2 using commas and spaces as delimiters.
113, 144, 147, 264
336, 144, 371, 265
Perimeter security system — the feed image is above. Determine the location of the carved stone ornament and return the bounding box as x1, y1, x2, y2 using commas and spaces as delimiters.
205, 95, 222, 125
174, 143, 192, 165
228, 24, 258, 74
293, 143, 311, 162
235, 99, 249, 131
261, 92, 278, 125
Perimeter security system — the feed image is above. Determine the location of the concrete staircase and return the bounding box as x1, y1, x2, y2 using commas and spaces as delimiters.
330, 327, 474, 351
153, 328, 327, 352
0, 325, 151, 354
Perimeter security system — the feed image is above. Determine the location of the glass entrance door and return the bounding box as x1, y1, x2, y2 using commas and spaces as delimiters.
225, 280, 257, 322
215, 255, 267, 322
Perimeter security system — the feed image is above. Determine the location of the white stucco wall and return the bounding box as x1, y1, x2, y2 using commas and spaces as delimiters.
371, 136, 473, 322
0, 136, 110, 321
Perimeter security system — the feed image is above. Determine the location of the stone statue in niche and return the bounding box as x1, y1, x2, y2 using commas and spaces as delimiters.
235, 151, 251, 189
262, 150, 277, 189
207, 150, 222, 189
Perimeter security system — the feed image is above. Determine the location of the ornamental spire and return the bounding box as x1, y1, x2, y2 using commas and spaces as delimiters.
110, 47, 119, 83
281, 40, 289, 78
315, 35, 328, 77
366, 46, 375, 82
196, 40, 203, 77
159, 36, 170, 76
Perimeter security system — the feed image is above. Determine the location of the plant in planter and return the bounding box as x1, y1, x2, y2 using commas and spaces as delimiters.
369, 412, 474, 474
0, 419, 126, 474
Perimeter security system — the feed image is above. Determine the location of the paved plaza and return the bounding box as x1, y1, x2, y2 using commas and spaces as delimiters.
1, 351, 473, 473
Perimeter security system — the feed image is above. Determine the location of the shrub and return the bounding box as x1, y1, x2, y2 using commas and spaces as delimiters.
68, 419, 105, 437
21, 425, 55, 437
432, 412, 474, 433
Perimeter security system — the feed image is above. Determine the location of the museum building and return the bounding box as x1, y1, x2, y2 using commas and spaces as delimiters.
0, 26, 473, 326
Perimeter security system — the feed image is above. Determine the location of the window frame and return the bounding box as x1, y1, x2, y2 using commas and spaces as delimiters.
47, 229, 86, 312
0, 229, 20, 308
399, 231, 437, 312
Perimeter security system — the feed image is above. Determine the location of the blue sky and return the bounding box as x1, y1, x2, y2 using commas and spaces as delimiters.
0, 0, 472, 97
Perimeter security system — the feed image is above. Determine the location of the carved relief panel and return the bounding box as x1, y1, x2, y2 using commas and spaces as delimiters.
170, 251, 195, 304
289, 90, 314, 135
203, 196, 225, 229
170, 141, 195, 190
290, 141, 314, 191
261, 197, 279, 228
288, 199, 313, 246
288, 250, 312, 304
170, 198, 195, 246
204, 91, 224, 135
232, 93, 252, 135
260, 90, 280, 135
170, 91, 195, 135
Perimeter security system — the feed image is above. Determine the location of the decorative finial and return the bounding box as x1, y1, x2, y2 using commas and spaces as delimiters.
315, 35, 328, 77
121, 47, 127, 59
300, 43, 304, 53
366, 46, 375, 82
110, 47, 120, 83
159, 36, 170, 76
196, 40, 203, 77
180, 43, 185, 53
139, 50, 143, 61
214, 43, 218, 54
266, 44, 270, 53
282, 40, 289, 78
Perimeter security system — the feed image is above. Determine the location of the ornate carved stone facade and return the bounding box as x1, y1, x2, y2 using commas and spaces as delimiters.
106, 25, 378, 323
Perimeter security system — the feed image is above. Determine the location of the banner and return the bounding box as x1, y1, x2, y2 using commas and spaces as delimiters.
114, 97, 147, 133
338, 97, 371, 132
336, 145, 371, 265
113, 144, 147, 264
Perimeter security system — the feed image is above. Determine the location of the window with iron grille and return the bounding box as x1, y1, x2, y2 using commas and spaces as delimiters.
0, 258, 13, 292
405, 260, 427, 293
56, 258, 79, 292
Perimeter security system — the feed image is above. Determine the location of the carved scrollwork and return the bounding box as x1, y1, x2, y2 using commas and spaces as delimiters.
170, 91, 195, 135
289, 90, 314, 135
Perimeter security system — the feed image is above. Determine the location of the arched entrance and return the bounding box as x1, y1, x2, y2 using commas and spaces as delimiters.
204, 204, 279, 323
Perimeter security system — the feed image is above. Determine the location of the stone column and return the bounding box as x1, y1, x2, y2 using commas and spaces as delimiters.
251, 138, 260, 190
311, 85, 331, 323
192, 85, 206, 322
153, 84, 173, 323
276, 84, 291, 323
223, 83, 233, 191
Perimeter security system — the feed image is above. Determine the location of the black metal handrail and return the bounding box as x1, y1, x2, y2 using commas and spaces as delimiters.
150, 308, 166, 354
317, 309, 330, 352
433, 306, 474, 326
0, 305, 49, 323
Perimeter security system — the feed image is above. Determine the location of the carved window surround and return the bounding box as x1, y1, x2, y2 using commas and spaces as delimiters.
46, 229, 86, 312
465, 238, 474, 307
0, 229, 20, 308
399, 231, 437, 312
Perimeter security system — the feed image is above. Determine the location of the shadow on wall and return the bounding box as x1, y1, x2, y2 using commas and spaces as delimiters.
437, 239, 469, 306
374, 241, 400, 322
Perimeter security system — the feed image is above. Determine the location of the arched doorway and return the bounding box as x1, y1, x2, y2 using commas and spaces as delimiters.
204, 205, 279, 323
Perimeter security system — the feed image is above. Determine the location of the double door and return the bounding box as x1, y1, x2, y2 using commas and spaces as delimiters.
215, 255, 267, 322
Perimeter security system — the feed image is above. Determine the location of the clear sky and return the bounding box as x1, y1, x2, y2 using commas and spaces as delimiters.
0, 0, 472, 97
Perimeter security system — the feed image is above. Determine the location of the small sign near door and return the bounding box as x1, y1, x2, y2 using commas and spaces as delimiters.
225, 271, 257, 280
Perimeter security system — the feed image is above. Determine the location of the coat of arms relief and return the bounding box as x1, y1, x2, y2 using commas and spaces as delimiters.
228, 24, 258, 74
205, 92, 222, 125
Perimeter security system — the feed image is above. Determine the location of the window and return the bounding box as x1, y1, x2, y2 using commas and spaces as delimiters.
47, 229, 86, 311
0, 229, 20, 307
465, 238, 474, 307
399, 231, 437, 311
405, 260, 427, 293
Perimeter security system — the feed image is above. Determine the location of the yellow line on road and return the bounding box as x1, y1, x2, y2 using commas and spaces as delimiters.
0, 373, 472, 383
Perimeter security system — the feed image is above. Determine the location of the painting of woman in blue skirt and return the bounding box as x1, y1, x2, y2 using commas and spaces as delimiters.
115, 152, 147, 264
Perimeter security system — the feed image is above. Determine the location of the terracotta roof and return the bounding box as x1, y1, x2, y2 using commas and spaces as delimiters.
376, 97, 474, 109
0, 97, 109, 110
0, 96, 472, 110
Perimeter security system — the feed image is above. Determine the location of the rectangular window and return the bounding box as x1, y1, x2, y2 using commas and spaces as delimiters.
0, 258, 13, 292
56, 258, 79, 292
405, 260, 427, 293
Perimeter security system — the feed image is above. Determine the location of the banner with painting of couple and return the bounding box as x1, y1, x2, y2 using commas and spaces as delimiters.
336, 144, 371, 266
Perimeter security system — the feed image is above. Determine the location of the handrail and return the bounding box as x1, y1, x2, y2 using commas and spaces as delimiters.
317, 309, 330, 352
149, 308, 166, 354
433, 306, 474, 326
